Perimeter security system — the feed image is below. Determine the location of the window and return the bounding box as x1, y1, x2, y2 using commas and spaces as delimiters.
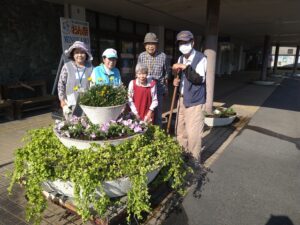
99, 14, 117, 31
86, 11, 97, 29
120, 40, 135, 84
99, 38, 116, 56
287, 49, 293, 55
136, 41, 144, 58
136, 23, 148, 36
119, 19, 134, 33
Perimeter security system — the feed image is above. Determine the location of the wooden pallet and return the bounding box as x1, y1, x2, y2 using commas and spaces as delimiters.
40, 178, 172, 225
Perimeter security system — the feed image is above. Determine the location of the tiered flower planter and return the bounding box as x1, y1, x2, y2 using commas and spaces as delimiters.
9, 84, 187, 225
49, 104, 160, 198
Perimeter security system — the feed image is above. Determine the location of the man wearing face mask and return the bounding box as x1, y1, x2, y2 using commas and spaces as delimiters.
138, 32, 170, 127
172, 30, 207, 166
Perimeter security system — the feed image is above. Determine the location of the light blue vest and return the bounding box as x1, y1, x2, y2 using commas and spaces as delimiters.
93, 64, 122, 86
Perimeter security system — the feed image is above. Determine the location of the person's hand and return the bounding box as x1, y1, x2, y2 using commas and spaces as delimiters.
62, 105, 72, 120
172, 63, 187, 71
173, 77, 181, 87
135, 114, 141, 120
60, 99, 67, 108
144, 110, 153, 123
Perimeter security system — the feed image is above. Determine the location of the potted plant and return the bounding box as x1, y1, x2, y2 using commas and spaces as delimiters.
79, 84, 127, 125
8, 126, 188, 225
204, 106, 237, 127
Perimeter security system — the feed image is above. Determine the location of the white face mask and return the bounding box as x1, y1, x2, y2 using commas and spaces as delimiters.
179, 43, 192, 55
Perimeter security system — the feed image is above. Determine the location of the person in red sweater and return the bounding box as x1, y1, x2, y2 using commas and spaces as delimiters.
128, 63, 158, 123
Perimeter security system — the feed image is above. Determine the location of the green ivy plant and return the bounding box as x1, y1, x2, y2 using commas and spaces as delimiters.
8, 125, 187, 225
80, 84, 127, 107
205, 106, 237, 118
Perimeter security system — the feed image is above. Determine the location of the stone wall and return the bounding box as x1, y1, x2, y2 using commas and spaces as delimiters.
0, 0, 64, 86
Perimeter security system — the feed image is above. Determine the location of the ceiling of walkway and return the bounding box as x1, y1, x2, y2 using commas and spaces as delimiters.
49, 0, 300, 46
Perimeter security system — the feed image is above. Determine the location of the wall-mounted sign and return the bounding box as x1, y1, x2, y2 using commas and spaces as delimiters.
60, 17, 90, 52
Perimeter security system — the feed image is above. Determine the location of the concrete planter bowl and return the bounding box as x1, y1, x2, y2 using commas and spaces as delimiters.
204, 115, 236, 127
50, 129, 160, 198
252, 80, 275, 86
80, 103, 126, 125
43, 168, 160, 198
54, 129, 141, 150
204, 107, 236, 127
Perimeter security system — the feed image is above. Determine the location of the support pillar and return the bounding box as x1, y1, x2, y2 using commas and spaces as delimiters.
238, 44, 244, 71
260, 35, 271, 81
204, 0, 220, 113
273, 43, 280, 74
293, 45, 300, 75
64, 3, 70, 18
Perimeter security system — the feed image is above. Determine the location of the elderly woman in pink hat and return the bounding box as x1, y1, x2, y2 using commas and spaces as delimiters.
57, 41, 93, 119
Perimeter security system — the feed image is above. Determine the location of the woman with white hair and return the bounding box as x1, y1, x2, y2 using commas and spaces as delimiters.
128, 63, 158, 123
57, 41, 93, 118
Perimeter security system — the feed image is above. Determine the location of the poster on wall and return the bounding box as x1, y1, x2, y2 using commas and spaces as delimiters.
60, 17, 90, 52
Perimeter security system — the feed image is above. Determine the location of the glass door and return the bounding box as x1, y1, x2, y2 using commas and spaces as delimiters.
120, 40, 135, 85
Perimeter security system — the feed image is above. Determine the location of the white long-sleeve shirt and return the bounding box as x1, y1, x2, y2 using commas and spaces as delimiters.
128, 78, 158, 116
178, 49, 207, 94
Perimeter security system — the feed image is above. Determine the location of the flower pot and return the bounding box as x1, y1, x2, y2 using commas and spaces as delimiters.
204, 115, 236, 127
42, 168, 161, 198
252, 80, 275, 86
54, 129, 142, 150
80, 103, 126, 125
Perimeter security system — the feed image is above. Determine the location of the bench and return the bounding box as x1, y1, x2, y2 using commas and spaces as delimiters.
2, 80, 58, 119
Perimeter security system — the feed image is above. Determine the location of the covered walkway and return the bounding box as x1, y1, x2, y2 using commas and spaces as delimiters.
1, 72, 294, 225
162, 76, 300, 225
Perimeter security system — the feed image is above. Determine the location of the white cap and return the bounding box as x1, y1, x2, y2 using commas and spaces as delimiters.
102, 48, 118, 59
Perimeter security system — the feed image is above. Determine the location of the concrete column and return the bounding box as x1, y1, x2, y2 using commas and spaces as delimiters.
260, 35, 271, 81
238, 44, 244, 71
293, 45, 300, 75
273, 43, 280, 74
64, 3, 70, 18
228, 43, 234, 74
204, 0, 220, 113
216, 44, 222, 76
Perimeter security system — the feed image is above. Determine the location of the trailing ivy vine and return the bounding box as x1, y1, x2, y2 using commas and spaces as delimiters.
8, 125, 187, 224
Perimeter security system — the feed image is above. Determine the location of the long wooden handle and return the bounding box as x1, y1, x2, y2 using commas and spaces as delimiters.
166, 72, 180, 134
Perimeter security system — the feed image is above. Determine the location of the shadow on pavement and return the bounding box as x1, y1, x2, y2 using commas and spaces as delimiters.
265, 214, 294, 225
247, 125, 300, 150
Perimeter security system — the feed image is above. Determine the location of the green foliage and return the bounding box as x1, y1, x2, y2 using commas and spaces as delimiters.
205, 107, 237, 118
8, 126, 187, 224
79, 84, 127, 107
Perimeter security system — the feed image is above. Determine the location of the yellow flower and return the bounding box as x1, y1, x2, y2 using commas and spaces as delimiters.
109, 76, 114, 81
88, 76, 92, 81
73, 85, 79, 91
